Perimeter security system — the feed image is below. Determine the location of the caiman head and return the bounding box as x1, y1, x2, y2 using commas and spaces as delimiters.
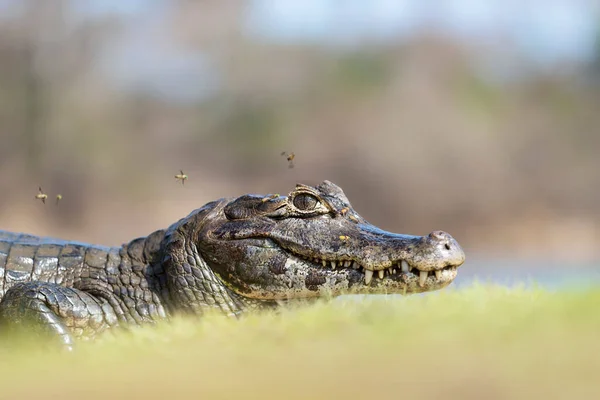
161, 181, 465, 313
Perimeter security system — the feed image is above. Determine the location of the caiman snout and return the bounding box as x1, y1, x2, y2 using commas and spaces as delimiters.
421, 230, 466, 270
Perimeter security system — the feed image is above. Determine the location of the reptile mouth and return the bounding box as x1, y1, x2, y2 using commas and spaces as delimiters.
285, 249, 457, 287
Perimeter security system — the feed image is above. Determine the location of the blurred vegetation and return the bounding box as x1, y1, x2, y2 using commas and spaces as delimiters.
0, 285, 599, 399
0, 1, 599, 261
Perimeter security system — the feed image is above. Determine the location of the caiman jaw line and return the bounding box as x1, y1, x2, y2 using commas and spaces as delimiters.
288, 250, 455, 287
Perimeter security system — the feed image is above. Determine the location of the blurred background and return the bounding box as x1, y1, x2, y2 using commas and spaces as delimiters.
0, 0, 599, 287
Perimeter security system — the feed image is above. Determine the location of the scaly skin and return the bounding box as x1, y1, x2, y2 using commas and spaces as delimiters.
0, 181, 465, 349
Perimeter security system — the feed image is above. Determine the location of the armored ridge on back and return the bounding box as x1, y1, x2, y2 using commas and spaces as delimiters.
0, 180, 465, 349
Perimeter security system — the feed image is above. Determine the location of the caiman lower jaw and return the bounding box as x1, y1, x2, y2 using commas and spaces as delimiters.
292, 251, 457, 288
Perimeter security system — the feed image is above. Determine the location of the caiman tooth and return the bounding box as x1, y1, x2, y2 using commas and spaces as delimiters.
392, 268, 397, 274
419, 271, 428, 287
352, 261, 360, 269
364, 269, 373, 285
401, 260, 409, 273
344, 260, 351, 268
435, 270, 442, 280
322, 260, 327, 267
378, 270, 384, 279
331, 261, 337, 270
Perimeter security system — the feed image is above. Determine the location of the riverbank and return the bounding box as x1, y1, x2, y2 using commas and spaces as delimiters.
0, 285, 598, 399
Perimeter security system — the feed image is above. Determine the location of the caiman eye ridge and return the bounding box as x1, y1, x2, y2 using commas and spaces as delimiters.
280, 246, 456, 287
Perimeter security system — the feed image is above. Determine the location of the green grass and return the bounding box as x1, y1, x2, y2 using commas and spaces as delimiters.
1, 285, 599, 399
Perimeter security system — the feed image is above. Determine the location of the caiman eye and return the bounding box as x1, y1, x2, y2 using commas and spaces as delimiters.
293, 193, 319, 211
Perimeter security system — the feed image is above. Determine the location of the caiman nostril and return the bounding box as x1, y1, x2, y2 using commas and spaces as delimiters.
444, 243, 451, 250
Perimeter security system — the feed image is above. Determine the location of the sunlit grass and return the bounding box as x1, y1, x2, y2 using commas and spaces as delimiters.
0, 284, 598, 399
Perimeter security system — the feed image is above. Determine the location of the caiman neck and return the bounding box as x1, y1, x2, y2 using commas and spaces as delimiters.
138, 225, 270, 317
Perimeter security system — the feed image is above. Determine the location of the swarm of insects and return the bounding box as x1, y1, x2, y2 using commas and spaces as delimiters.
280, 151, 295, 169
175, 170, 188, 185
35, 187, 63, 206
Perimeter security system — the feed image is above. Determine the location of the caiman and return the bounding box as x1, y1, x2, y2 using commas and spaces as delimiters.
0, 181, 465, 349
